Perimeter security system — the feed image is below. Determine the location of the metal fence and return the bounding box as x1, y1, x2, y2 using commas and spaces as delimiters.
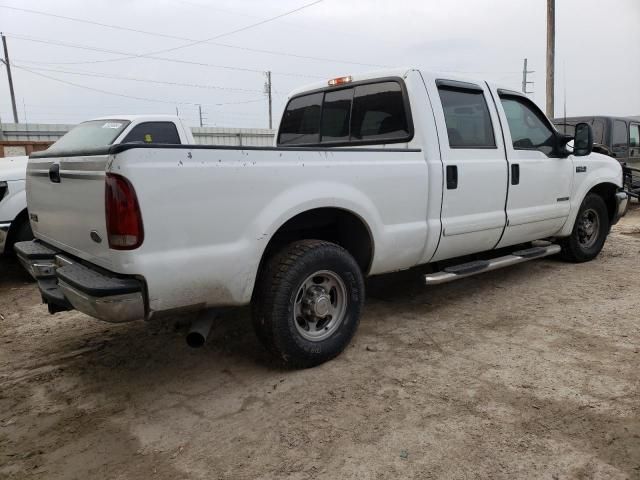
0, 123, 276, 155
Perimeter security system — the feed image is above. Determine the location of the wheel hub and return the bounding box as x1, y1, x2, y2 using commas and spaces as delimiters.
293, 270, 348, 342
577, 208, 600, 248
302, 286, 331, 318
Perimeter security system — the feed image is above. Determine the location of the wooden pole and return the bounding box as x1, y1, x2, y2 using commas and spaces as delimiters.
546, 0, 555, 118
1, 34, 19, 123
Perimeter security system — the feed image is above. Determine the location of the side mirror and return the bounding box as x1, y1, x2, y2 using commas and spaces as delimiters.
573, 122, 593, 157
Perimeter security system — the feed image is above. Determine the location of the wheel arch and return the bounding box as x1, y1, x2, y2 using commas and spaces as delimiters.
559, 175, 622, 238
256, 207, 375, 279
4, 208, 30, 254
588, 182, 619, 226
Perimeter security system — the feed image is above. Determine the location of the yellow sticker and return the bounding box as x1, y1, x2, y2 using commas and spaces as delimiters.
144, 134, 153, 143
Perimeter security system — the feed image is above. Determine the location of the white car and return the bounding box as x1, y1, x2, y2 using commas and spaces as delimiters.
1, 115, 193, 255
17, 68, 627, 367
0, 155, 31, 255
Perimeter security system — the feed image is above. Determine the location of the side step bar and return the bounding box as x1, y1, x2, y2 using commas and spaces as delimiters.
424, 244, 561, 285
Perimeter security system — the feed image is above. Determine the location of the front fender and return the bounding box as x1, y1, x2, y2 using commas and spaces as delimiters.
0, 180, 27, 223
558, 162, 622, 237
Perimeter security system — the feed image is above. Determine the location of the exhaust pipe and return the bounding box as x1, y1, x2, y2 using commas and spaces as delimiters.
186, 312, 216, 348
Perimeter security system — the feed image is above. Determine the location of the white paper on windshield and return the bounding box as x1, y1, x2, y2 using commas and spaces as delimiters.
102, 122, 123, 129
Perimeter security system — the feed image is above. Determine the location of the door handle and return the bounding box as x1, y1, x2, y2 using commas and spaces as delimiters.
49, 163, 61, 183
511, 164, 520, 185
446, 165, 458, 189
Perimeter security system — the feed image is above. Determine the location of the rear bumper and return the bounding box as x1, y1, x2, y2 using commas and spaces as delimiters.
15, 240, 145, 323
612, 191, 628, 225
0, 221, 10, 253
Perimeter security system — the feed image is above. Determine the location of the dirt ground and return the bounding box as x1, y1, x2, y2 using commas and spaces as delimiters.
1, 209, 639, 480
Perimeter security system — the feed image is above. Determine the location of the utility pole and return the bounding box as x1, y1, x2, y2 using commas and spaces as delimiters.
521, 58, 534, 95
198, 104, 203, 127
1, 33, 19, 123
546, 0, 555, 118
264, 71, 272, 129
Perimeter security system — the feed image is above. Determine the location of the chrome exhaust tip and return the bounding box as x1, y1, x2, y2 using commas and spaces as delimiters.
186, 313, 216, 348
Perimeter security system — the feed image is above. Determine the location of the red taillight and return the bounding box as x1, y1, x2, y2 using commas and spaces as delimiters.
105, 173, 144, 250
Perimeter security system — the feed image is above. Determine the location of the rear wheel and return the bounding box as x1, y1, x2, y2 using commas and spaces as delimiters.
560, 193, 609, 263
252, 240, 364, 368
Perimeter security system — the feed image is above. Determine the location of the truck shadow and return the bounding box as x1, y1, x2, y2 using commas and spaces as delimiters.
0, 254, 35, 286
40, 256, 561, 382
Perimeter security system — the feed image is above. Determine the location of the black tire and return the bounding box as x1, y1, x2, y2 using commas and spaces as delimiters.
5, 215, 33, 255
252, 240, 365, 368
559, 193, 609, 263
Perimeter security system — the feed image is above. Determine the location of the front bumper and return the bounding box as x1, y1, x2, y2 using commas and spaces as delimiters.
0, 221, 11, 253
612, 191, 629, 226
15, 240, 145, 323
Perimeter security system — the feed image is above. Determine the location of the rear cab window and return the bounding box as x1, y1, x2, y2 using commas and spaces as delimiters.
122, 122, 181, 144
47, 119, 130, 154
277, 79, 412, 147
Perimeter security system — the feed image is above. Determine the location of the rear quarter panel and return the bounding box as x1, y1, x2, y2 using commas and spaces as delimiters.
111, 146, 429, 313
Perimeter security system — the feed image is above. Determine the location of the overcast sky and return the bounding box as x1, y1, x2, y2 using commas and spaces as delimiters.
0, 0, 638, 128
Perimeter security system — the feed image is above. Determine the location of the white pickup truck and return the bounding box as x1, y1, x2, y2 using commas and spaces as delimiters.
1, 115, 193, 255
17, 68, 627, 367
0, 155, 31, 255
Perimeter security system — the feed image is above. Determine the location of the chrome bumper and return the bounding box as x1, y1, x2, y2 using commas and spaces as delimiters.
613, 191, 628, 225
14, 240, 145, 323
0, 221, 11, 253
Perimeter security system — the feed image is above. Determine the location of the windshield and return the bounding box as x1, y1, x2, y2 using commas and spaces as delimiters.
47, 120, 130, 153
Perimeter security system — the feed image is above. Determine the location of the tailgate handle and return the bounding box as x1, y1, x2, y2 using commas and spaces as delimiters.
49, 164, 61, 183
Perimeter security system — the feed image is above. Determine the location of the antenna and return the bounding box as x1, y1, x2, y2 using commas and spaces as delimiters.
563, 60, 567, 133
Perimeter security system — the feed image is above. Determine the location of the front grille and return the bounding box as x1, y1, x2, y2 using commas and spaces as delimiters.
0, 181, 7, 202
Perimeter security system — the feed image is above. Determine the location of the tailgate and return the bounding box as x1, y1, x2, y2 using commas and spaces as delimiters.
27, 155, 110, 262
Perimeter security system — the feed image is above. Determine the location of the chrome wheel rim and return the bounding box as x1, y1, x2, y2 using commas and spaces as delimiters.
577, 208, 600, 248
293, 270, 348, 342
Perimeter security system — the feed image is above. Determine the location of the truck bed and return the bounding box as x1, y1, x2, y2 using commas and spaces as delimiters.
27, 143, 430, 315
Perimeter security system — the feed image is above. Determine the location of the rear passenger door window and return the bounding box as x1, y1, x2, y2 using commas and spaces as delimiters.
438, 87, 496, 148
630, 124, 640, 161
612, 120, 629, 158
122, 122, 181, 144
630, 124, 640, 147
499, 96, 555, 156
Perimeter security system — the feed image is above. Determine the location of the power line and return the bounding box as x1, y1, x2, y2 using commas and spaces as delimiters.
0, 3, 387, 68
6, 33, 323, 79
0, 1, 331, 68
11, 63, 267, 107
12, 63, 276, 94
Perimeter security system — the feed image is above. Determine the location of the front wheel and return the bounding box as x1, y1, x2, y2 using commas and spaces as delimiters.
560, 193, 609, 263
252, 240, 364, 368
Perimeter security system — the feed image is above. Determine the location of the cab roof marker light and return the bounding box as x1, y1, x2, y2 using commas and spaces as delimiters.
328, 75, 352, 87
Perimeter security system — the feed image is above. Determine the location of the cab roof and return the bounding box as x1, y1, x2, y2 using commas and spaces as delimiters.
286, 68, 495, 99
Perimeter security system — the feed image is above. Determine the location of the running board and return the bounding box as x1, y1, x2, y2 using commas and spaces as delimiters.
424, 244, 561, 285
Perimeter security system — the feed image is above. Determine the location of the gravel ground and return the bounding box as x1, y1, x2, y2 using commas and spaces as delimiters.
0, 208, 639, 480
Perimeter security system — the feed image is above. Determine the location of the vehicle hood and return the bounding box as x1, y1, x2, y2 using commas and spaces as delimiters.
0, 156, 28, 181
